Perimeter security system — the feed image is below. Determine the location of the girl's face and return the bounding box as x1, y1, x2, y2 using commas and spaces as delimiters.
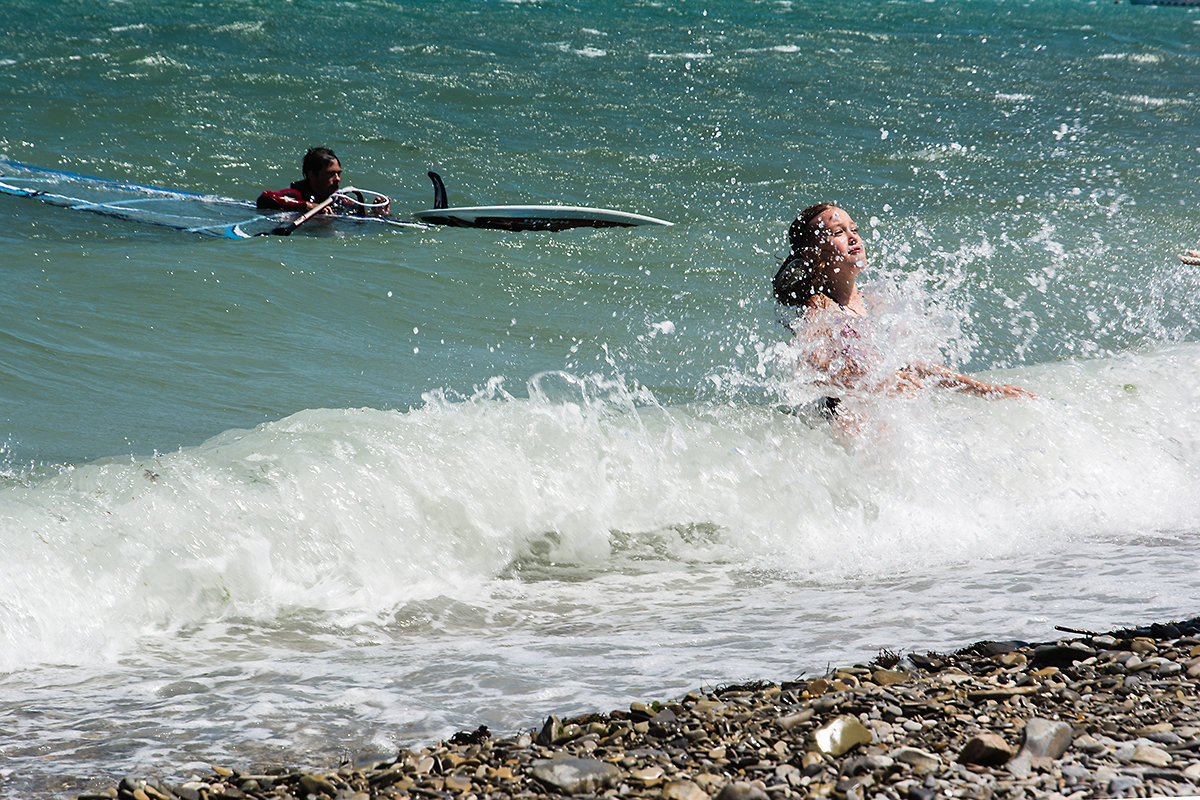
810, 206, 865, 276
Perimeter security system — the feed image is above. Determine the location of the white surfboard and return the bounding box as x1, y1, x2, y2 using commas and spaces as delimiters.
412, 204, 673, 231
416, 172, 672, 231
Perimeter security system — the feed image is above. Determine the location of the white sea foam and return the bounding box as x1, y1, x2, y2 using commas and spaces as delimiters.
1117, 94, 1174, 108
1097, 52, 1163, 64
739, 45, 803, 54
211, 21, 265, 34
550, 43, 608, 58
2, 345, 1198, 674
132, 54, 184, 68
648, 52, 714, 60
3, 347, 1199, 793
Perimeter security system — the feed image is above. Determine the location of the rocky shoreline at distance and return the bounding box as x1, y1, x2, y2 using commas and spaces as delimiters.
82, 618, 1200, 800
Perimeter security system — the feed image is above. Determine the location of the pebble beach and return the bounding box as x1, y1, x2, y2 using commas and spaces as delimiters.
84, 618, 1200, 800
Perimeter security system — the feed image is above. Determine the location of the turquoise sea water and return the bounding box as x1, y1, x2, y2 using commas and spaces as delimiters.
2, 1, 1200, 797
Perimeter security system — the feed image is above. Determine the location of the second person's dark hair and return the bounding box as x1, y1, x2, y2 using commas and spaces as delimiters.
302, 147, 339, 175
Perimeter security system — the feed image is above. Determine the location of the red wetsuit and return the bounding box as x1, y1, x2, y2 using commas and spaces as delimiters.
257, 180, 386, 216
256, 179, 320, 211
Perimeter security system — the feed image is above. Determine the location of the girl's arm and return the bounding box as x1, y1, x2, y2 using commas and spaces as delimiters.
900, 363, 1035, 399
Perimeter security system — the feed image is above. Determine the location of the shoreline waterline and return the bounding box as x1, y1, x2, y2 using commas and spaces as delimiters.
73, 616, 1200, 800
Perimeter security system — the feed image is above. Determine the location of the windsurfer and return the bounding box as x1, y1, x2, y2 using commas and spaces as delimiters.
257, 147, 389, 216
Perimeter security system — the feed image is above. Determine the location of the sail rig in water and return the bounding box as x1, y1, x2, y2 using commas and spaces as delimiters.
0, 159, 426, 238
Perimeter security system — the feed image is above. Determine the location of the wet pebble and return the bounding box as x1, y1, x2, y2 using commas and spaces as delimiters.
531, 756, 619, 794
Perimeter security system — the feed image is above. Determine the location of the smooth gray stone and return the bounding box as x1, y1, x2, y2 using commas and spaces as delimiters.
812, 694, 840, 713
1108, 775, 1142, 796
1171, 736, 1200, 751
531, 757, 620, 795
651, 707, 678, 724
1061, 763, 1090, 785
890, 746, 941, 774
776, 707, 814, 730
1020, 717, 1075, 760
1149, 730, 1184, 745
715, 781, 770, 800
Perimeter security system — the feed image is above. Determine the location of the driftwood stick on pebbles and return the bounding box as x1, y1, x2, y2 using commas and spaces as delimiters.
78, 616, 1200, 800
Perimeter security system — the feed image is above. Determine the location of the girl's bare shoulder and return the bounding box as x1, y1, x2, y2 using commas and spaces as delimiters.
801, 296, 840, 321
804, 293, 838, 313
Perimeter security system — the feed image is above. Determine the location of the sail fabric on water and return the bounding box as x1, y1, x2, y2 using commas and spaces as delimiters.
0, 159, 279, 238
0, 160, 424, 238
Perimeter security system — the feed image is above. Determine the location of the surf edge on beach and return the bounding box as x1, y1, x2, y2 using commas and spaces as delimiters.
77, 616, 1200, 800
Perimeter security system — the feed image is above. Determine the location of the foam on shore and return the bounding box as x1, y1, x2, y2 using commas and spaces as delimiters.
77, 617, 1200, 800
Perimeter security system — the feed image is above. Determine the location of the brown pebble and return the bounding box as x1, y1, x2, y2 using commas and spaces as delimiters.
662, 779, 708, 800
444, 774, 474, 792
873, 669, 910, 686
958, 733, 1015, 766
715, 781, 769, 800
297, 774, 337, 797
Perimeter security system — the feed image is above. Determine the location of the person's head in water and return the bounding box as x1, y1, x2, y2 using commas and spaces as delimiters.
774, 203, 865, 307
302, 147, 342, 201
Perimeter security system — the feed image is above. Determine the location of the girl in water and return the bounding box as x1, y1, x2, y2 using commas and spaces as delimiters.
774, 203, 1032, 408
